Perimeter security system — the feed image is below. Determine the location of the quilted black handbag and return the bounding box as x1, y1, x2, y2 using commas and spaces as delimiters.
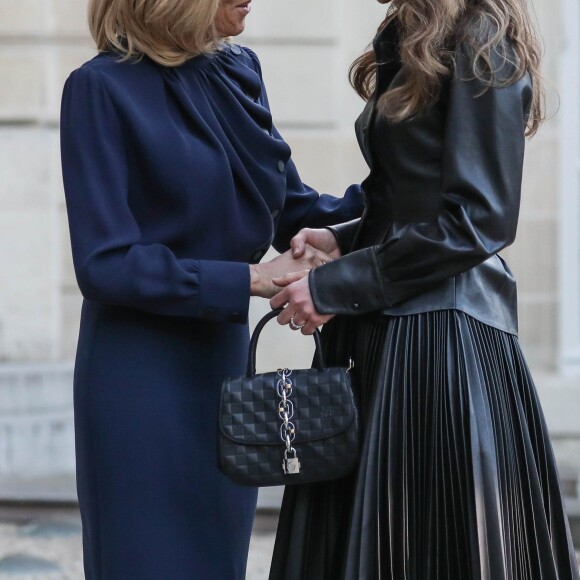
218, 308, 359, 487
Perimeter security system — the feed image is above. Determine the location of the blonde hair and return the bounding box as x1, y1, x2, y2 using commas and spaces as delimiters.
350, 0, 544, 136
88, 0, 221, 67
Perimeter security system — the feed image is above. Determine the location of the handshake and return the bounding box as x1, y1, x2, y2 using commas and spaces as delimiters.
249, 227, 339, 300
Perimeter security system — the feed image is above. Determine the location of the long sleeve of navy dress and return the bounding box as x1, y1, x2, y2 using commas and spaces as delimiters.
61, 44, 362, 324
60, 43, 363, 580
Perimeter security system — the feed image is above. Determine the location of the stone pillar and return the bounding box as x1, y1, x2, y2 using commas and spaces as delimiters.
0, 0, 578, 509
0, 0, 94, 495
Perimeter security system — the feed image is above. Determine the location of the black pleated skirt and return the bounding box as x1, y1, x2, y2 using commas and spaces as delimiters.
269, 310, 579, 580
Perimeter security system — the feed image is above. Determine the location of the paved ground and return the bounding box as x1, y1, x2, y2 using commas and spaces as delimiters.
0, 504, 277, 579
0, 504, 578, 579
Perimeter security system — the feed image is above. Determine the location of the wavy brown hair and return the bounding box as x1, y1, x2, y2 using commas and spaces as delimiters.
350, 0, 544, 136
88, 0, 220, 67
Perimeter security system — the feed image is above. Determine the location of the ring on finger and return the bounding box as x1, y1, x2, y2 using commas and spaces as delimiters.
289, 315, 306, 331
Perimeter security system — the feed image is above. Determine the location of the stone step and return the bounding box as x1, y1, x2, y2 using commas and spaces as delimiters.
0, 553, 61, 578
566, 499, 580, 548
0, 475, 77, 504
0, 474, 284, 511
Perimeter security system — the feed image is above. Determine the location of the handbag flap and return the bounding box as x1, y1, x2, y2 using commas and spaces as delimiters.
219, 368, 355, 446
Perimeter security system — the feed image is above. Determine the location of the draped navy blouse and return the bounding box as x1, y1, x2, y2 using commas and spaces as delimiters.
60, 43, 363, 324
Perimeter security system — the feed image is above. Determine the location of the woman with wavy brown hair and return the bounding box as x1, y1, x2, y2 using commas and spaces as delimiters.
59, 0, 364, 578
268, 0, 579, 578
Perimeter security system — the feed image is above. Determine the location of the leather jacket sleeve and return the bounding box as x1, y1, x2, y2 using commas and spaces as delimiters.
310, 41, 533, 316
325, 219, 362, 256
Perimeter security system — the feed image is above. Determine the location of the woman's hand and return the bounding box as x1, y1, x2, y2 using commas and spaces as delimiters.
270, 271, 334, 335
290, 228, 341, 261
250, 244, 330, 299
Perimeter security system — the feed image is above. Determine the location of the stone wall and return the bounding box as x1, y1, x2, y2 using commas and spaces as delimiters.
0, 0, 578, 498
0, 0, 572, 369
0, 0, 93, 364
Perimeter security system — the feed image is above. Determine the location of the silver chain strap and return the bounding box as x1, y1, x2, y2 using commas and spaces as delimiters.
277, 368, 300, 475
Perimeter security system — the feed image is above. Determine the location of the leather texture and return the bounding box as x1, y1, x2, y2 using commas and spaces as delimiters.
270, 312, 580, 580
309, 20, 533, 336
270, 19, 579, 580
219, 310, 359, 487
325, 220, 361, 257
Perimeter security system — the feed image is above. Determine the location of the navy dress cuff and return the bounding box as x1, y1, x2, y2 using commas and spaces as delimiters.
198, 261, 251, 323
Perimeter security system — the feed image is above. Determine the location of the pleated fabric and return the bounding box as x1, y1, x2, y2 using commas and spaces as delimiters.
269, 311, 579, 580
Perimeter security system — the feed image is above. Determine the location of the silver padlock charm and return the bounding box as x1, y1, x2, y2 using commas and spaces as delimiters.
283, 456, 301, 475
283, 450, 301, 475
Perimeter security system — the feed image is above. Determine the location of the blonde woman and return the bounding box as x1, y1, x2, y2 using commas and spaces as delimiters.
269, 0, 580, 578
59, 0, 363, 577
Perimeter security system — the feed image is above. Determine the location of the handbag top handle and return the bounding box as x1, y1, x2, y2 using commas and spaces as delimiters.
246, 308, 325, 377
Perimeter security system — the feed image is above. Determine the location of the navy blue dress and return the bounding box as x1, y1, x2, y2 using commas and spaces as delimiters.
60, 43, 363, 580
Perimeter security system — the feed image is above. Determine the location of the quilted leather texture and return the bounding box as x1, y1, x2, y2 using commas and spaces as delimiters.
219, 368, 359, 487
220, 368, 355, 444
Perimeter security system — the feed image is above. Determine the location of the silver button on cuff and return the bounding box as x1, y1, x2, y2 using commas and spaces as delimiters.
277, 161, 286, 173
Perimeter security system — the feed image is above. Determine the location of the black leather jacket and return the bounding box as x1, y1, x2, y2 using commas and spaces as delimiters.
309, 23, 533, 335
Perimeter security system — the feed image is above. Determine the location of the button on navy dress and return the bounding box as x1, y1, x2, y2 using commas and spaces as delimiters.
60, 43, 363, 580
